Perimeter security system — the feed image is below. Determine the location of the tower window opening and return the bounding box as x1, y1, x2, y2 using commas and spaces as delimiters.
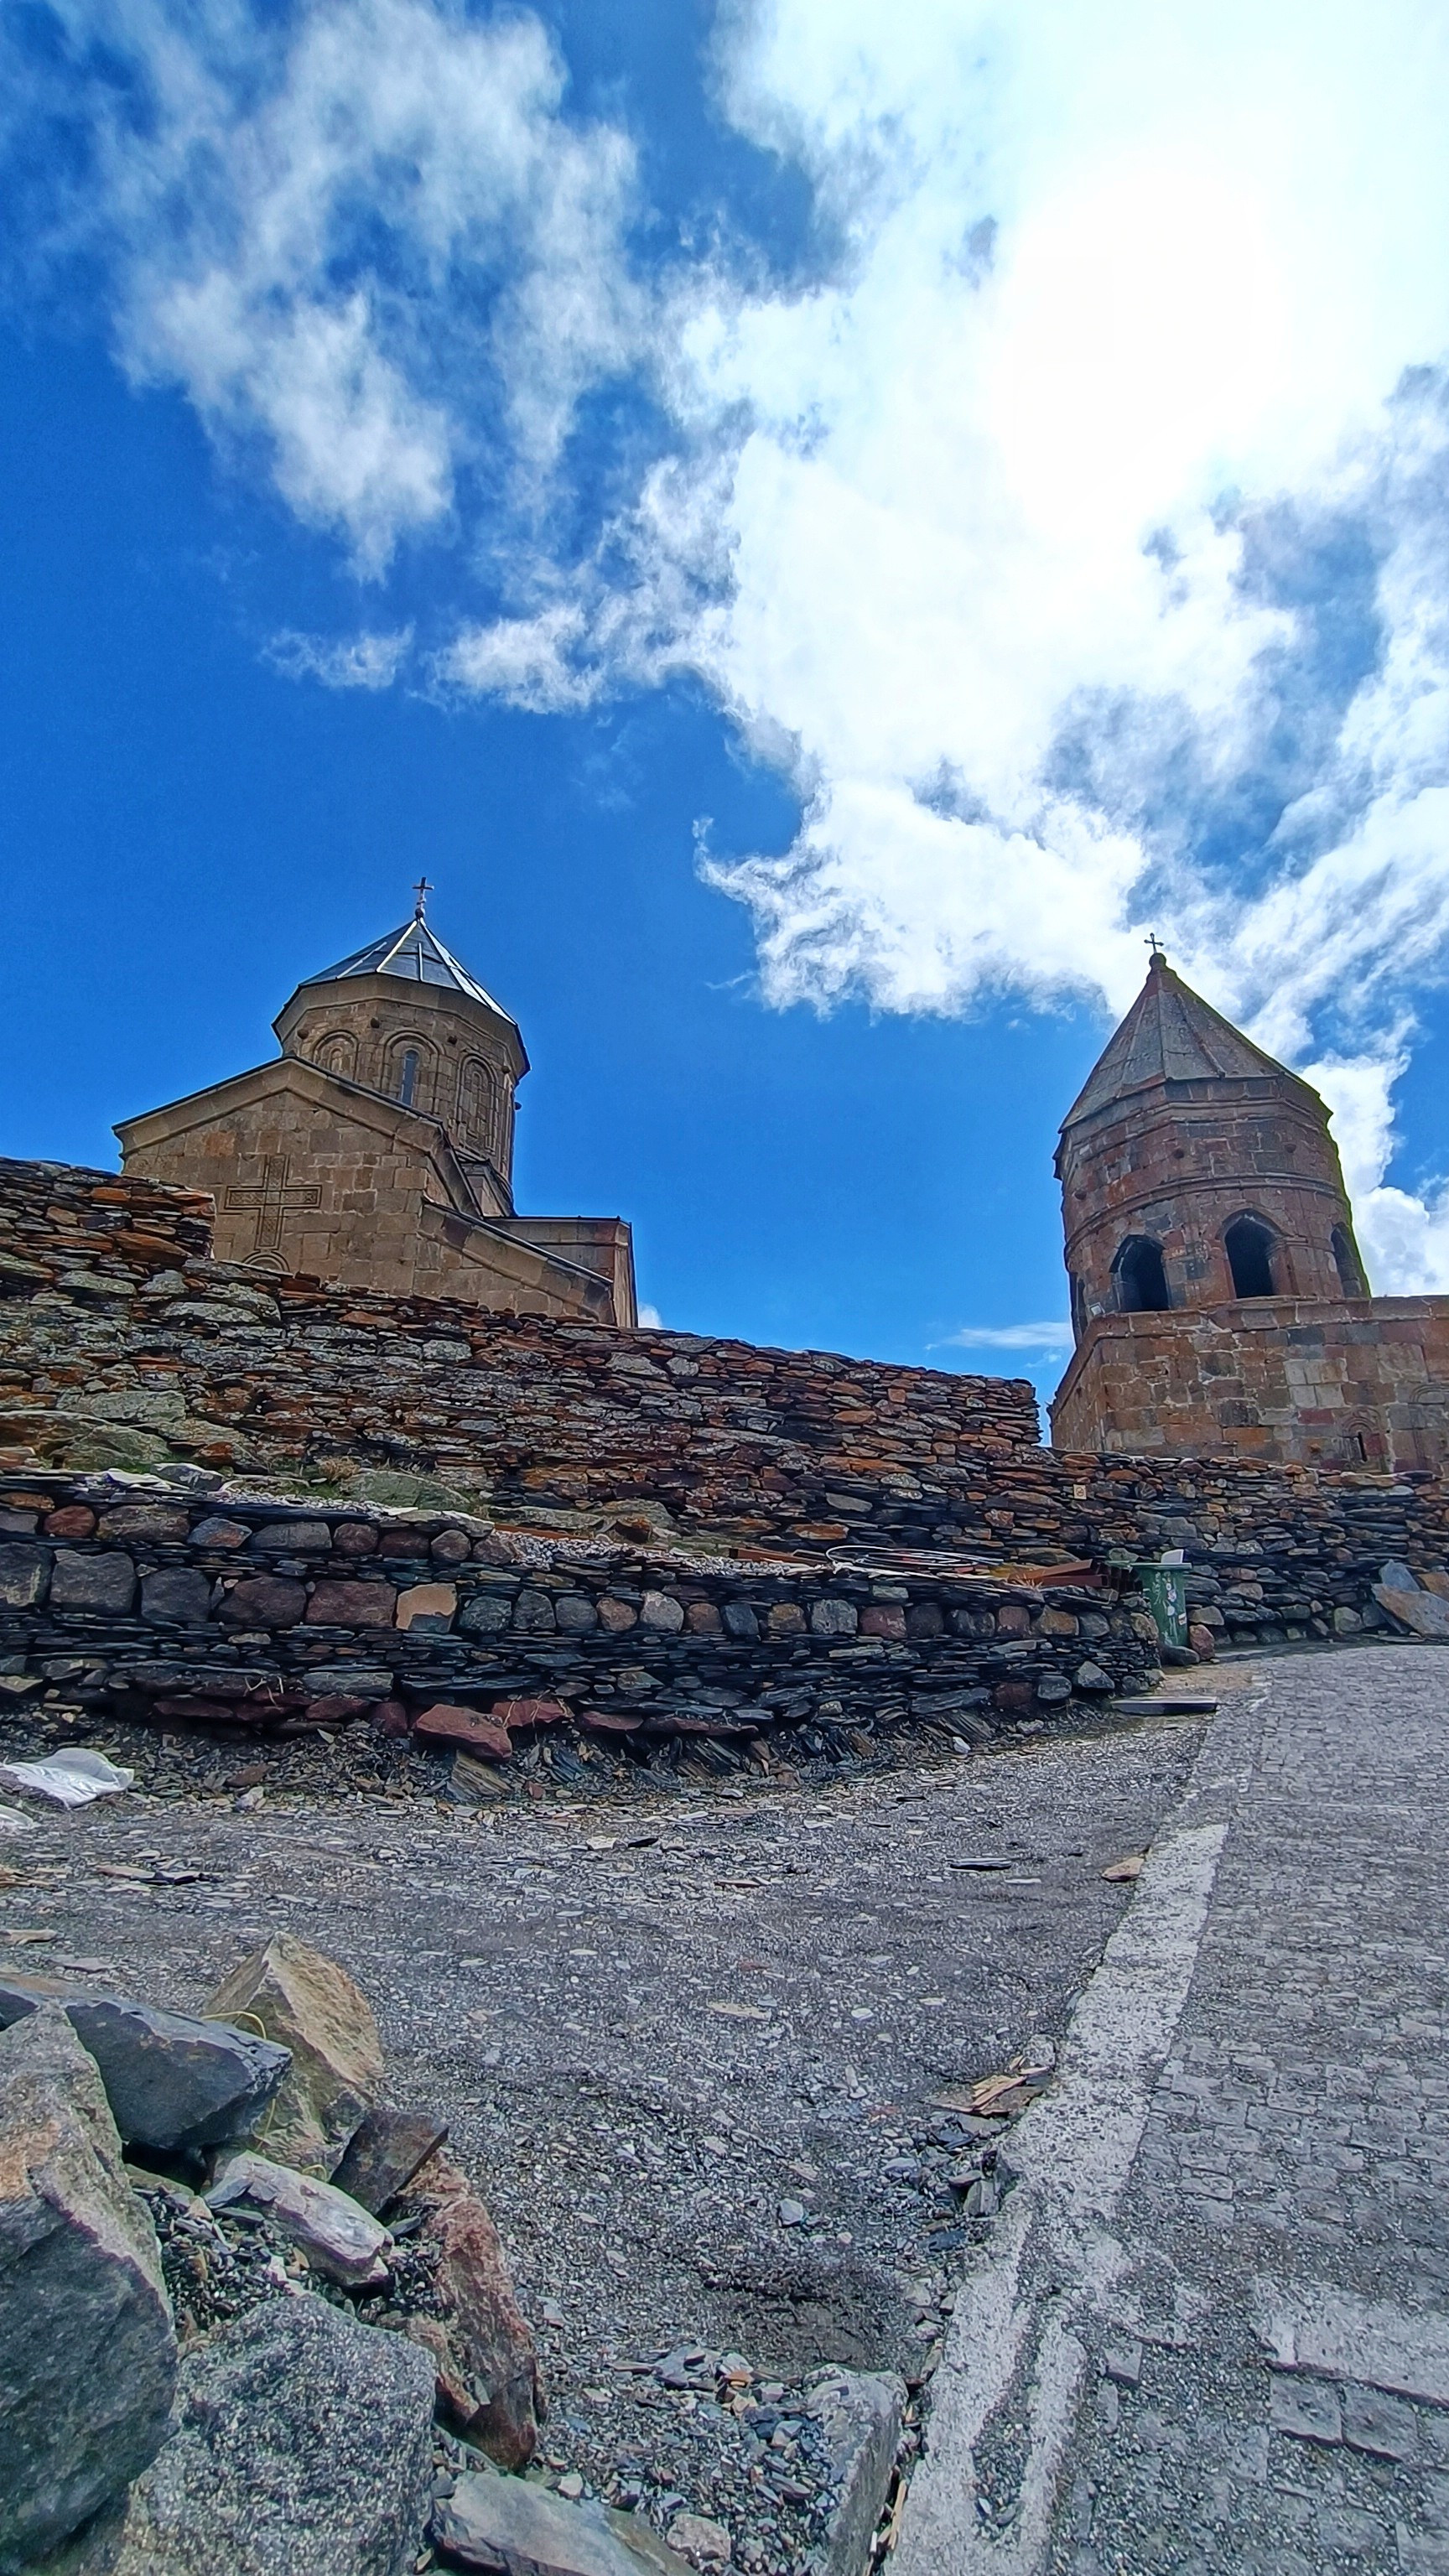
1332, 1223, 1366, 1298
397, 1048, 419, 1107
1225, 1214, 1276, 1299
1112, 1236, 1170, 1312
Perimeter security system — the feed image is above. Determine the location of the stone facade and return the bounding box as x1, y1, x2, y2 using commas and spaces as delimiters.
1050, 952, 1449, 1467
115, 913, 635, 1327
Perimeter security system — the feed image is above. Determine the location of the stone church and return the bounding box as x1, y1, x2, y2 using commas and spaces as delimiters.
1050, 948, 1449, 1468
117, 906, 636, 1327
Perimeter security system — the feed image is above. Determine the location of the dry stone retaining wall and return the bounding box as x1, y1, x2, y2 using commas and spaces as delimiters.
0, 1472, 1156, 1753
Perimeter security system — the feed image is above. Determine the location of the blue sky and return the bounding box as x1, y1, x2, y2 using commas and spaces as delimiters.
5, 1, 1449, 1415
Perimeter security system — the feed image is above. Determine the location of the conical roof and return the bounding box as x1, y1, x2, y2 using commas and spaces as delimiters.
1062, 953, 1307, 1130
299, 916, 515, 1024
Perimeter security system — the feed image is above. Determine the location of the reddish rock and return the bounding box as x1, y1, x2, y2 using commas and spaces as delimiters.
43, 1505, 96, 1539
333, 1521, 379, 1556
579, 1709, 642, 1733
995, 1602, 1032, 1637
491, 1697, 567, 1728
860, 1603, 906, 1638
219, 1576, 307, 1628
1187, 1623, 1218, 1659
304, 1695, 371, 1726
372, 1700, 412, 1738
413, 1705, 512, 1760
993, 1680, 1035, 1713
400, 2150, 541, 2467
304, 1578, 397, 1627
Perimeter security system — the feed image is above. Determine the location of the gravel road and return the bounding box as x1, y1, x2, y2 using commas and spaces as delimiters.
0, 1705, 1207, 2571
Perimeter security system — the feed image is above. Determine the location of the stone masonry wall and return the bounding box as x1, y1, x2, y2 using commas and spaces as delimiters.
1052, 1299, 1449, 1472
0, 1160, 1044, 1560
3, 1159, 1449, 1672
0, 1471, 1156, 1755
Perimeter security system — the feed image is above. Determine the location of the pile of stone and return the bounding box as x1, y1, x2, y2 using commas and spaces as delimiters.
0, 1930, 716, 2575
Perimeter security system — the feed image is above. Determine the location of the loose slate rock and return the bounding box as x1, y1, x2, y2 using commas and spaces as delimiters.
434, 2472, 696, 2575
112, 2293, 435, 2575
332, 2103, 449, 2215
205, 1935, 384, 2175
207, 2151, 392, 2288
0, 1976, 290, 2154
0, 2004, 177, 2574
413, 1705, 513, 1761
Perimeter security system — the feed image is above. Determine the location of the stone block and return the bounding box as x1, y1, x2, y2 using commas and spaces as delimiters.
810, 1598, 859, 1637
805, 2368, 906, 2576
640, 1591, 685, 1633
49, 1550, 136, 1615
0, 1542, 50, 1609
187, 1516, 250, 1549
331, 1520, 378, 1555
0, 2005, 176, 2573
304, 1579, 397, 1628
207, 2152, 392, 2288
141, 1569, 212, 1626
766, 1602, 806, 1635
42, 1508, 95, 1540
512, 1587, 558, 1632
332, 2105, 450, 2215
392, 1582, 456, 1633
721, 1602, 759, 1640
251, 1520, 332, 1552
684, 1600, 721, 1634
96, 1507, 189, 1545
205, 1935, 384, 2178
458, 1592, 512, 1635
557, 1592, 600, 1632
434, 2475, 695, 2574
218, 1576, 307, 1628
399, 2150, 541, 2469
860, 1603, 906, 1639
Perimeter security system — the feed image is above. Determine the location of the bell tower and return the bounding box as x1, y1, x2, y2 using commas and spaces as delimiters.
1056, 947, 1367, 1346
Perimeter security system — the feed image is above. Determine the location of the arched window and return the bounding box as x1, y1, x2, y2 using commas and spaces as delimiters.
1332, 1223, 1367, 1297
459, 1057, 500, 1156
1112, 1236, 1170, 1312
1225, 1213, 1276, 1299
382, 1033, 434, 1111
313, 1031, 356, 1080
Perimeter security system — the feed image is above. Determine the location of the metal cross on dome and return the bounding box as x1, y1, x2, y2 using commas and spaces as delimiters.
413, 876, 434, 921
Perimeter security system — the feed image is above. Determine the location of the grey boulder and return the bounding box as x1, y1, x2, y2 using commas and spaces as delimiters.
113, 2293, 435, 2575
434, 2474, 696, 2575
0, 1977, 291, 2153
0, 2004, 177, 2574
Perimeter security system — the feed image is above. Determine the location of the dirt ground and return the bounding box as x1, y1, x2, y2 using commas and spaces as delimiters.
0, 1705, 1211, 2572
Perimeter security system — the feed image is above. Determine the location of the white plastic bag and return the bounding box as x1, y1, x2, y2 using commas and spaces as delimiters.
0, 1748, 134, 1808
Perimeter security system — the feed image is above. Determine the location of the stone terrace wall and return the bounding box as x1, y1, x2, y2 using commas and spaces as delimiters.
0, 1472, 1156, 1754
3, 1160, 1449, 1664
0, 1158, 1049, 1561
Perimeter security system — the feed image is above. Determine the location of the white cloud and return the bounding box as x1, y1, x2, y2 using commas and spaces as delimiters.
267, 626, 413, 689
13, 0, 1449, 1261
16, 0, 641, 574
940, 1320, 1072, 1351
637, 1301, 664, 1328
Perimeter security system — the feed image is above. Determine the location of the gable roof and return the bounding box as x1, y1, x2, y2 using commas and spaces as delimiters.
1062, 953, 1310, 1130
299, 917, 515, 1021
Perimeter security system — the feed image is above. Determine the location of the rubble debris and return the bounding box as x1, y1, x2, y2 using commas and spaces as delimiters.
667, 2510, 734, 2568
433, 2470, 696, 2575
331, 2102, 450, 2215
399, 2148, 543, 2469
1101, 1855, 1144, 1883
205, 1933, 384, 2175
0, 1976, 291, 2155
206, 2151, 393, 2288
111, 2293, 436, 2575
0, 2003, 176, 2573
1373, 1561, 1449, 1639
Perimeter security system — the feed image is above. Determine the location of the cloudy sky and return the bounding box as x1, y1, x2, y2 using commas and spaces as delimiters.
5, 0, 1449, 1403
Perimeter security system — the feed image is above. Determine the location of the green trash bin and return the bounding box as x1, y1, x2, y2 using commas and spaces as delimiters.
1137, 1561, 1189, 1651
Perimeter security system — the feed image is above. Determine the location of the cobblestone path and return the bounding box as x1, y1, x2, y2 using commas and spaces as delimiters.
900, 1645, 1449, 2576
